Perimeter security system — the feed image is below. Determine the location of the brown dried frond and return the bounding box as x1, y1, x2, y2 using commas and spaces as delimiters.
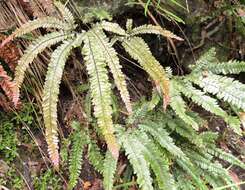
0, 64, 15, 102
0, 34, 20, 71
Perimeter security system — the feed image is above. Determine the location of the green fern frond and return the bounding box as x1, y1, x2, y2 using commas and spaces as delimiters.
92, 27, 132, 114
169, 81, 199, 130
177, 159, 208, 190
175, 169, 196, 190
189, 73, 245, 111
175, 80, 242, 134
167, 118, 204, 146
128, 24, 183, 40
190, 47, 217, 71
103, 151, 118, 190
206, 147, 245, 169
122, 37, 170, 108
136, 132, 176, 190
186, 150, 227, 175
127, 91, 160, 124
13, 32, 73, 103
54, 1, 75, 26
120, 130, 154, 190
82, 30, 119, 159
42, 34, 84, 167
68, 122, 89, 190
100, 21, 126, 36
88, 140, 105, 174
9, 17, 71, 40
139, 123, 186, 159
176, 80, 227, 117
201, 60, 245, 75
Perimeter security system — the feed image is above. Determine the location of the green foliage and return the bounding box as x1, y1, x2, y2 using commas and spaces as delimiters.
5, 1, 180, 167
103, 151, 118, 190
168, 48, 245, 134
34, 169, 62, 190
68, 122, 89, 190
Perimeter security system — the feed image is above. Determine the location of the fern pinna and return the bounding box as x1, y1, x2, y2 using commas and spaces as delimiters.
0, 2, 180, 168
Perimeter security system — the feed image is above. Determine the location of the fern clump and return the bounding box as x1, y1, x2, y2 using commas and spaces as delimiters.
1, 1, 181, 168
111, 98, 245, 190
2, 1, 245, 189
169, 48, 245, 134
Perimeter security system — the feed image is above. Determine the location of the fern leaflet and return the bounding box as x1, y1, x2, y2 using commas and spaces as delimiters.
103, 151, 118, 190
82, 30, 119, 159
122, 37, 170, 109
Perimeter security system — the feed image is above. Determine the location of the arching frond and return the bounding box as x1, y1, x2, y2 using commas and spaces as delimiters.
189, 73, 245, 111
0, 17, 71, 47
13, 32, 73, 105
177, 159, 209, 190
175, 80, 242, 134
169, 81, 199, 130
139, 123, 186, 159
68, 125, 89, 190
54, 1, 75, 26
103, 151, 118, 190
91, 27, 132, 114
201, 60, 245, 75
190, 47, 217, 71
129, 24, 183, 40
82, 31, 119, 159
100, 21, 126, 36
122, 37, 170, 109
136, 132, 176, 190
120, 131, 154, 190
88, 140, 105, 174
42, 34, 84, 167
206, 147, 245, 169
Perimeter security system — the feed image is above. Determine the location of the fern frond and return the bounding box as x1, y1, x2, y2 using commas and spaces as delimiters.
139, 123, 186, 159
0, 64, 15, 102
120, 130, 154, 190
201, 60, 245, 75
177, 159, 209, 190
82, 31, 119, 159
186, 150, 227, 175
68, 123, 89, 190
100, 21, 126, 36
13, 32, 73, 105
0, 17, 71, 47
136, 131, 176, 190
88, 140, 105, 174
169, 81, 199, 130
54, 1, 75, 27
175, 80, 242, 134
190, 47, 217, 71
127, 91, 160, 124
42, 34, 84, 167
122, 37, 170, 109
129, 24, 183, 40
189, 73, 245, 111
91, 27, 132, 113
103, 151, 118, 190
206, 147, 245, 169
